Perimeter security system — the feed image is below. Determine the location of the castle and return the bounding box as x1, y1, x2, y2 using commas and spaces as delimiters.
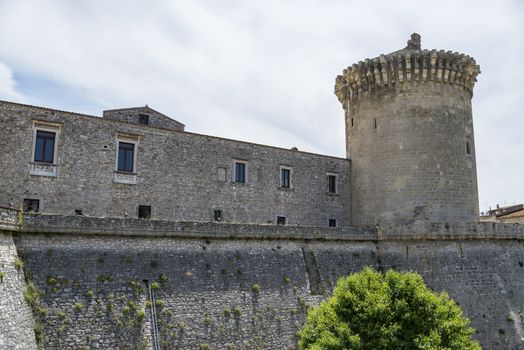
0, 35, 522, 350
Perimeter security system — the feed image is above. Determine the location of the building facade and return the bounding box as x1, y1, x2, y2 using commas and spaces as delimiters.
0, 35, 481, 228
0, 101, 351, 227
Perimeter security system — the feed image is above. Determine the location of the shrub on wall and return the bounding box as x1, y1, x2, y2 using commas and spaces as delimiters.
298, 267, 481, 350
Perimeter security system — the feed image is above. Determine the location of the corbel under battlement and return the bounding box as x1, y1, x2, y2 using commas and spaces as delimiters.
335, 45, 481, 105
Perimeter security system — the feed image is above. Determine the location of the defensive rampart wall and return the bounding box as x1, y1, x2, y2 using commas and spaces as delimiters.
3, 214, 523, 349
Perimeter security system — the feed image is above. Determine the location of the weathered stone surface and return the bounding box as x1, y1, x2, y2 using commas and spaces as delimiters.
0, 101, 350, 227
103, 106, 185, 131
7, 215, 524, 350
0, 36, 522, 350
335, 46, 481, 226
0, 228, 37, 350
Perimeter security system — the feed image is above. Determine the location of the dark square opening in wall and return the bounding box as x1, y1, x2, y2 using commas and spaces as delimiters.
277, 216, 286, 226
138, 205, 151, 219
23, 199, 40, 213
329, 219, 337, 227
214, 210, 222, 221
138, 114, 150, 125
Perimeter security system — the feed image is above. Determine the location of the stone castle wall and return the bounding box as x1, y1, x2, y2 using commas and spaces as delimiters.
0, 208, 37, 350
9, 214, 524, 350
0, 101, 350, 227
103, 107, 185, 131
335, 49, 480, 225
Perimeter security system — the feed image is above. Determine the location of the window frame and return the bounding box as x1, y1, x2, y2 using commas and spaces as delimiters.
466, 138, 472, 156
279, 165, 292, 189
138, 205, 151, 219
329, 219, 337, 227
31, 122, 61, 165
34, 130, 56, 163
23, 198, 40, 213
115, 135, 139, 174
214, 209, 222, 222
114, 134, 140, 184
276, 216, 287, 226
233, 160, 248, 183
327, 173, 338, 194
138, 113, 150, 125
117, 141, 135, 173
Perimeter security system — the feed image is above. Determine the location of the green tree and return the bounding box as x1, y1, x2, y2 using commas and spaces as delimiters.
298, 267, 481, 350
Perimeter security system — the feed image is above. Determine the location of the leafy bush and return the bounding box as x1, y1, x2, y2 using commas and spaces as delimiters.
298, 267, 481, 350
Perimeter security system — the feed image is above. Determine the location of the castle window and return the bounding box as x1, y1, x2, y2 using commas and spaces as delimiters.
114, 134, 139, 184
327, 174, 337, 194
117, 142, 135, 172
351, 118, 354, 127
277, 216, 286, 226
138, 114, 150, 125
30, 121, 61, 177
280, 166, 292, 188
214, 210, 222, 221
466, 141, 471, 155
234, 161, 247, 183
329, 219, 337, 227
373, 119, 377, 129
138, 205, 151, 219
23, 199, 40, 213
34, 130, 56, 163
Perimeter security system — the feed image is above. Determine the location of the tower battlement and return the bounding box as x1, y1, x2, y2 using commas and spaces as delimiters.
335, 35, 480, 106
336, 34, 481, 226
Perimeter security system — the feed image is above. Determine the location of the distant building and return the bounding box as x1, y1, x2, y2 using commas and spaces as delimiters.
481, 204, 524, 224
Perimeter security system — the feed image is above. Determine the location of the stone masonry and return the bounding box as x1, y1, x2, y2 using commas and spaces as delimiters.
0, 101, 350, 227
0, 208, 37, 350
8, 214, 524, 350
335, 44, 480, 226
0, 34, 522, 350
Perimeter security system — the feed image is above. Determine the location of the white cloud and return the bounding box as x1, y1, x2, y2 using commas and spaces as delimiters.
0, 0, 522, 208
0, 61, 24, 101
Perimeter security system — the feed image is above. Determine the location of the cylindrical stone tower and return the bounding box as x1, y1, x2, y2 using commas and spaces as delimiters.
335, 34, 481, 226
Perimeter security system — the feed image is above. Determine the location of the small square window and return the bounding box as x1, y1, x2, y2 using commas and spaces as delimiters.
138, 114, 150, 125
138, 205, 151, 219
327, 175, 337, 194
234, 161, 246, 183
329, 219, 337, 227
281, 168, 291, 188
277, 216, 286, 226
23, 199, 40, 213
118, 142, 135, 172
34, 130, 56, 163
214, 210, 222, 221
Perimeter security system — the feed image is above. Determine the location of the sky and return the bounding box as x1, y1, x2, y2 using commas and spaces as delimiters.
0, 0, 522, 212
